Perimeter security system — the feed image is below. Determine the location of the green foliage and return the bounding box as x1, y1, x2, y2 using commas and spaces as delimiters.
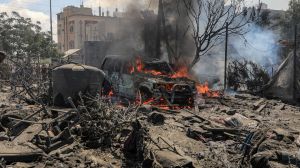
0, 11, 62, 60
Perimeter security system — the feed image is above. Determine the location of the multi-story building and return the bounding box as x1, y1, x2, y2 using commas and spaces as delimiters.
57, 5, 127, 53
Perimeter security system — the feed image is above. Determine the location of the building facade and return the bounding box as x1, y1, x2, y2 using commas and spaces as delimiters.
57, 5, 126, 53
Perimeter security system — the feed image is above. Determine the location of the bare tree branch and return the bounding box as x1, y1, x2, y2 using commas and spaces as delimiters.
182, 0, 259, 68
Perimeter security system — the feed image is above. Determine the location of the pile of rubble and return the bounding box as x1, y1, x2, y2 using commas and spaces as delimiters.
1, 84, 300, 168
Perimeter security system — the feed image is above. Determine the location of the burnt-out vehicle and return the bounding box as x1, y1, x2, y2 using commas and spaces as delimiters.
100, 55, 197, 107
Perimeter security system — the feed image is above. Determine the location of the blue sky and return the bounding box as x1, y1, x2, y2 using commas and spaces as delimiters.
0, 0, 290, 41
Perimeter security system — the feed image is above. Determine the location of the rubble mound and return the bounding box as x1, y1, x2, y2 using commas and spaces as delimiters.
1, 86, 300, 168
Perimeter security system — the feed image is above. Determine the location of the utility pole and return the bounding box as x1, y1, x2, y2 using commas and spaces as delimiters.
50, 0, 53, 41
293, 24, 297, 100
293, 0, 298, 101
155, 0, 163, 59
224, 22, 229, 91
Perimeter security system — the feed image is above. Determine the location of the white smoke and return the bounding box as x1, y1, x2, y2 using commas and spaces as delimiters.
231, 24, 279, 69
192, 23, 279, 85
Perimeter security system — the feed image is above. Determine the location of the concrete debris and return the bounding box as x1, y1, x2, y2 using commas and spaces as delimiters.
224, 113, 258, 128
256, 103, 267, 113
295, 135, 300, 147
253, 98, 265, 110
0, 142, 43, 163
154, 151, 194, 168
277, 104, 286, 111
11, 162, 34, 168
271, 128, 295, 142
1, 68, 300, 168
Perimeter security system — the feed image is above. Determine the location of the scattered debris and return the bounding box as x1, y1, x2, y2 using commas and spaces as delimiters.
1, 65, 300, 168
277, 104, 286, 110
295, 135, 300, 147
253, 98, 265, 110
256, 103, 267, 113
225, 113, 259, 128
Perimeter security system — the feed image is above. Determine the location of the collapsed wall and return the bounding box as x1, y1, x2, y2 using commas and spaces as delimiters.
262, 52, 300, 102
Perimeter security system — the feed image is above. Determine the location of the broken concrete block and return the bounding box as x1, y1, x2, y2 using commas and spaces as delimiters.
256, 104, 267, 113
224, 113, 258, 128
155, 150, 194, 168
13, 162, 34, 168
277, 104, 286, 111
295, 135, 300, 147
0, 141, 43, 163
272, 128, 294, 143
13, 124, 42, 143
253, 99, 265, 110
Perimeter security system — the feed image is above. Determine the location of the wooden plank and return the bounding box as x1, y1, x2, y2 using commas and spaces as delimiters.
13, 124, 43, 143
0, 142, 43, 163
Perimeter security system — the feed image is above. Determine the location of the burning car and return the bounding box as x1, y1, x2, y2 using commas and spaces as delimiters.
100, 55, 198, 108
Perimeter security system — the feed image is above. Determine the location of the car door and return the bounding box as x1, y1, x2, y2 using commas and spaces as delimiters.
101, 57, 121, 95
117, 59, 136, 99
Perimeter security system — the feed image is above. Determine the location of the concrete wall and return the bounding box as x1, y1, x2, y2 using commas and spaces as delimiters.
83, 41, 110, 68
57, 5, 128, 53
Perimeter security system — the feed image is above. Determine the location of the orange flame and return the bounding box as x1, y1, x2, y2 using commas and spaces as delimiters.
136, 57, 143, 72
129, 64, 134, 74
171, 66, 189, 78
133, 57, 164, 75
196, 82, 219, 97
131, 56, 220, 99
108, 90, 114, 97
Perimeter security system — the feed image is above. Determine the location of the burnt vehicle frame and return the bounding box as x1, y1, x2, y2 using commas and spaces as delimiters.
100, 55, 197, 107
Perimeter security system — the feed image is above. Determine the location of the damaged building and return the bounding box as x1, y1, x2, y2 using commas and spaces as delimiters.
57, 5, 145, 67
1, 0, 300, 168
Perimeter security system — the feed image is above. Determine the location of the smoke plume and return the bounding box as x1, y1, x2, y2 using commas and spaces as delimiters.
192, 23, 279, 86
85, 0, 279, 87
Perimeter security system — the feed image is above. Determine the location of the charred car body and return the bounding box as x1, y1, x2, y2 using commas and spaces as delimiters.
101, 55, 197, 107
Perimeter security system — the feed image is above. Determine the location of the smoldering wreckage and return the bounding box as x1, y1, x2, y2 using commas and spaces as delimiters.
1, 46, 300, 168
1, 3, 300, 168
